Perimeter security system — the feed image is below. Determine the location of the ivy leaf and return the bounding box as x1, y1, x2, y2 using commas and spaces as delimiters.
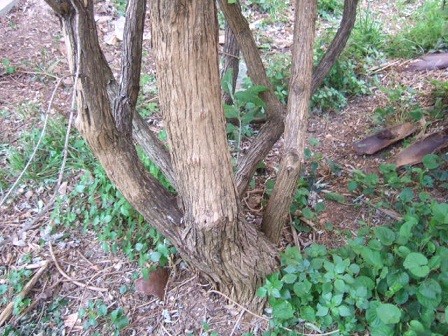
376, 303, 401, 324
403, 253, 429, 278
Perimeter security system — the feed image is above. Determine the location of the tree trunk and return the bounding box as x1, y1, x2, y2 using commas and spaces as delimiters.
262, 0, 317, 243
149, 0, 278, 309
45, 0, 278, 311
221, 22, 240, 105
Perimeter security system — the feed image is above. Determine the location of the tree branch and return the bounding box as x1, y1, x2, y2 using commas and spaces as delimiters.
218, 0, 286, 197
311, 0, 359, 93
262, 0, 317, 243
132, 112, 177, 189
113, 0, 147, 134
45, 0, 184, 242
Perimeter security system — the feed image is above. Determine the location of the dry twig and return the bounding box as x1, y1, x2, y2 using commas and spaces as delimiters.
48, 241, 108, 292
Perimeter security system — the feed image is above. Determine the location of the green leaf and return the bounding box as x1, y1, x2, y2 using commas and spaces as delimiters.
376, 303, 401, 324
301, 306, 316, 322
403, 253, 429, 278
348, 180, 358, 192
324, 192, 345, 203
374, 226, 395, 246
417, 279, 442, 309
422, 154, 442, 169
361, 247, 383, 269
271, 300, 294, 320
293, 280, 312, 297
338, 305, 353, 317
334, 279, 346, 293
281, 273, 297, 284
257, 286, 267, 298
399, 188, 414, 203
431, 202, 448, 225
302, 207, 314, 219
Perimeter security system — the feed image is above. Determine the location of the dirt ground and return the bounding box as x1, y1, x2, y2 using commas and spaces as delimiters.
0, 0, 447, 335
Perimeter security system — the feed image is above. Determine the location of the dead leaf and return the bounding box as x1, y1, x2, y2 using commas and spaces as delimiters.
354, 122, 417, 155
396, 127, 448, 167
405, 53, 448, 71
135, 268, 169, 300
64, 312, 80, 329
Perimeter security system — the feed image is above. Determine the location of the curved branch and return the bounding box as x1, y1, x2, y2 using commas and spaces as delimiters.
114, 0, 147, 134
311, 0, 359, 94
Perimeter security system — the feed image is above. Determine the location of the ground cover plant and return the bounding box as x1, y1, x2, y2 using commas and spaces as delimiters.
0, 0, 447, 334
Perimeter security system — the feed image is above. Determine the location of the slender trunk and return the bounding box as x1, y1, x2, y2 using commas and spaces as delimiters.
262, 0, 317, 243
221, 22, 240, 105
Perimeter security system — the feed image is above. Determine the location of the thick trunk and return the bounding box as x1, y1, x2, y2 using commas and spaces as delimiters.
46, 0, 278, 310
150, 0, 277, 309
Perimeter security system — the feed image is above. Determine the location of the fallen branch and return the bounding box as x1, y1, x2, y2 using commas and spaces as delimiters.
0, 260, 50, 327
49, 241, 108, 292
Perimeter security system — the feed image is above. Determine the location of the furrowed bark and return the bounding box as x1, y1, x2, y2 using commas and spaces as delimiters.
222, 0, 358, 198
262, 0, 317, 243
150, 0, 277, 310
113, 0, 146, 134
221, 22, 240, 106
46, 0, 175, 188
45, 0, 184, 243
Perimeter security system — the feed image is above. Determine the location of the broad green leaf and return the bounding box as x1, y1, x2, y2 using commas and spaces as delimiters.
257, 286, 267, 298
281, 273, 297, 284
361, 247, 383, 268
272, 300, 294, 320
293, 280, 312, 297
403, 253, 429, 278
431, 202, 448, 225
334, 279, 346, 293
399, 215, 418, 241
417, 279, 442, 309
422, 154, 442, 169
338, 305, 353, 317
376, 303, 401, 324
301, 306, 316, 322
399, 187, 414, 203
374, 226, 395, 246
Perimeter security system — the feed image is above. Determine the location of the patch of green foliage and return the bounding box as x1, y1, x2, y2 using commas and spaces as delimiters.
78, 299, 129, 335
3, 112, 175, 269
386, 0, 448, 58
259, 154, 448, 335
221, 68, 267, 156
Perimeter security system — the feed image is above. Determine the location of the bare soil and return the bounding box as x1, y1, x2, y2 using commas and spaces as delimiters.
0, 0, 447, 335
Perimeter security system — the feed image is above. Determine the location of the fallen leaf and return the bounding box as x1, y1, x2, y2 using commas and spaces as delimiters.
405, 53, 448, 71
354, 123, 417, 155
396, 127, 448, 167
135, 268, 170, 300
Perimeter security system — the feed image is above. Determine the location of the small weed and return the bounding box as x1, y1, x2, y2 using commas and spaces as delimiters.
222, 68, 268, 156
79, 300, 129, 335
386, 0, 448, 57
1, 59, 16, 74
260, 154, 448, 334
